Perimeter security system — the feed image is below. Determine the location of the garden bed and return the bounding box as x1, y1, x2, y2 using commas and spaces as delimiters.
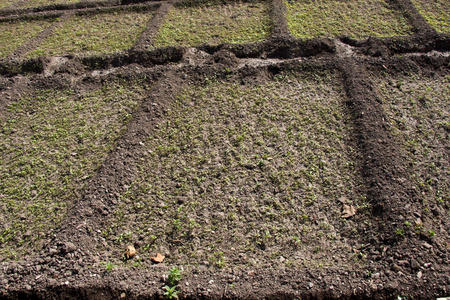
285, 0, 412, 39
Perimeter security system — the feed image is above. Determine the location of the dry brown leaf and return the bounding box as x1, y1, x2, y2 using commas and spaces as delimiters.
342, 204, 356, 218
151, 253, 165, 263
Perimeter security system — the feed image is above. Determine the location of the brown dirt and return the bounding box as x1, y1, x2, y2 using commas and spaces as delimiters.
0, 0, 450, 299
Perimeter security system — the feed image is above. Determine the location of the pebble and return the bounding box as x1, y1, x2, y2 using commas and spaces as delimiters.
391, 264, 403, 272
422, 242, 433, 249
410, 259, 420, 270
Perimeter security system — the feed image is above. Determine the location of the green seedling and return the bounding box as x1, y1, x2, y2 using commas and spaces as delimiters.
167, 266, 183, 286
101, 261, 116, 273
163, 285, 179, 299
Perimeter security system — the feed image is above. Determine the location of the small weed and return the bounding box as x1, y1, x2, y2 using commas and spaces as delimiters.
163, 285, 179, 300
101, 261, 116, 273
167, 266, 183, 286
211, 251, 226, 268
396, 228, 405, 236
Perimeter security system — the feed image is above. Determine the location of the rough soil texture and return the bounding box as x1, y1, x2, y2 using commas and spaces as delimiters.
0, 0, 450, 299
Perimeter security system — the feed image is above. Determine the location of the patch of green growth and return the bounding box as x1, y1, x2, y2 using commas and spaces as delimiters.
0, 0, 15, 9
163, 266, 182, 299
411, 0, 449, 34
167, 266, 183, 286
163, 285, 179, 300
0, 18, 54, 58
0, 82, 149, 260
375, 73, 449, 245
17, 0, 80, 9
102, 71, 362, 270
210, 251, 226, 268
27, 9, 154, 58
101, 261, 117, 272
152, 1, 272, 48
285, 0, 412, 39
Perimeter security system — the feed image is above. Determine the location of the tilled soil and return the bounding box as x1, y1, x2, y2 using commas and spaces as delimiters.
0, 0, 450, 299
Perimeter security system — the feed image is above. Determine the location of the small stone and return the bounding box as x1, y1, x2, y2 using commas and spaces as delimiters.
422, 242, 432, 249
61, 242, 76, 255
308, 282, 314, 289
25, 284, 32, 291
410, 259, 420, 270
424, 262, 432, 268
391, 264, 403, 272
386, 280, 398, 291
121, 292, 126, 298
417, 271, 422, 279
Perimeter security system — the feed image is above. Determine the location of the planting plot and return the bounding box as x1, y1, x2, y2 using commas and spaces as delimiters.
17, 0, 81, 9
0, 0, 14, 9
0, 18, 54, 58
411, 0, 449, 34
0, 82, 149, 261
101, 71, 365, 271
152, 2, 272, 48
27, 9, 154, 58
285, 0, 412, 39
375, 74, 450, 246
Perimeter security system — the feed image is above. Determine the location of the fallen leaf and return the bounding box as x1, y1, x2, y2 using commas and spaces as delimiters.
151, 253, 165, 263
342, 204, 356, 218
